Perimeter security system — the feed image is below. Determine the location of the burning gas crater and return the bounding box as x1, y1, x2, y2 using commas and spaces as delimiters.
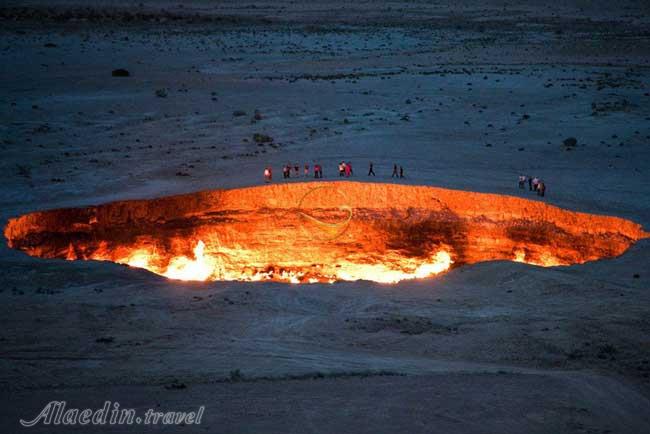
4, 182, 648, 284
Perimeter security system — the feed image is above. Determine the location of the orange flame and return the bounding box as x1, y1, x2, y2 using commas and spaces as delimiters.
106, 239, 453, 283
513, 248, 563, 267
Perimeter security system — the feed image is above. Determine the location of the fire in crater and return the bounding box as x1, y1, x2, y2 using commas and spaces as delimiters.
4, 182, 647, 283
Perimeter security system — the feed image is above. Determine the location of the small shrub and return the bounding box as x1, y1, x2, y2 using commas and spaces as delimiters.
229, 369, 244, 382
563, 137, 578, 147
253, 133, 273, 143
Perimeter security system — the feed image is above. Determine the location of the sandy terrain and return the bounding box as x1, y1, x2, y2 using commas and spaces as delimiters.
1, 1, 649, 432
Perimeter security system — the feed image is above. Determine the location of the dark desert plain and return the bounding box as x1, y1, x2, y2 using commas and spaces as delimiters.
1, 1, 650, 432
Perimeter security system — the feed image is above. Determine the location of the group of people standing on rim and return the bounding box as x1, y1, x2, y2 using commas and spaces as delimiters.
263, 162, 405, 183
518, 174, 546, 197
274, 163, 323, 180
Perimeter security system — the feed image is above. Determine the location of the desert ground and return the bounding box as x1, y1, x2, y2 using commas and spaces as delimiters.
1, 1, 650, 432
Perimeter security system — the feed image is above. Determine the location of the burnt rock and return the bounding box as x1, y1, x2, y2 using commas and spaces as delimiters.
111, 69, 130, 77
